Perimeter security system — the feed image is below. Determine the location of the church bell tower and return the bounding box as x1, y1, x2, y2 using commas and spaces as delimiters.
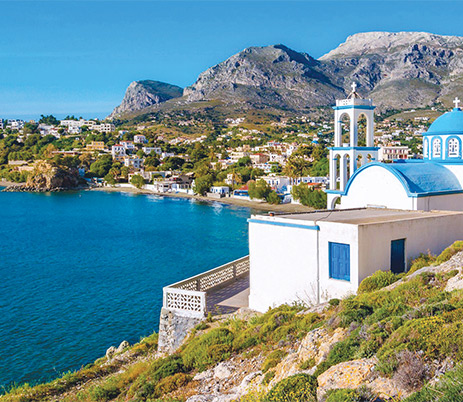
327, 83, 379, 209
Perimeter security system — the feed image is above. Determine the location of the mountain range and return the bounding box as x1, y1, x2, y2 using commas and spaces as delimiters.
109, 32, 463, 119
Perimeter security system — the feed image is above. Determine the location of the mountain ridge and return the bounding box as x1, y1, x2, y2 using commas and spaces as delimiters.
109, 31, 463, 119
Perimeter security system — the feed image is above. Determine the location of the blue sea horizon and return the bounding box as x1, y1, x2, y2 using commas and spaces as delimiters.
0, 189, 250, 389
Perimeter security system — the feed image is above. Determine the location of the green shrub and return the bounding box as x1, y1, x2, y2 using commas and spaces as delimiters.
313, 333, 360, 376
358, 270, 398, 293
377, 313, 463, 373
325, 388, 361, 402
232, 327, 259, 351
339, 298, 374, 326
262, 370, 276, 385
88, 381, 120, 401
266, 373, 317, 402
150, 355, 185, 383
408, 251, 436, 275
181, 328, 234, 371
299, 358, 316, 370
195, 322, 210, 331
328, 298, 340, 306
155, 373, 191, 396
262, 350, 287, 372
435, 241, 463, 265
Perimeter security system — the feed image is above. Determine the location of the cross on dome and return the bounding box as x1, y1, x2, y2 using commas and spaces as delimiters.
454, 97, 461, 109
351, 82, 357, 92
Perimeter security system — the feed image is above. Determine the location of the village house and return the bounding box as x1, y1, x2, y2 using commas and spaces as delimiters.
111, 144, 126, 158
86, 141, 106, 151
121, 141, 135, 152
378, 145, 410, 161
134, 134, 148, 144
123, 156, 143, 169
142, 146, 161, 155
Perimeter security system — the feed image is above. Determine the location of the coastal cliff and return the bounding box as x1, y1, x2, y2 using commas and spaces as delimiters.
2, 161, 83, 192
4, 242, 463, 402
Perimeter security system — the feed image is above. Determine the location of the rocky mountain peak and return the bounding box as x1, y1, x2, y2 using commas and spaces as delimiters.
109, 80, 183, 119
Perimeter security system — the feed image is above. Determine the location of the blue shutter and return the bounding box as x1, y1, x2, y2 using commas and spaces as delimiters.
329, 242, 350, 281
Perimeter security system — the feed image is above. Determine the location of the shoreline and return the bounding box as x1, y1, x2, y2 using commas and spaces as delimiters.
0, 180, 313, 213
89, 185, 313, 213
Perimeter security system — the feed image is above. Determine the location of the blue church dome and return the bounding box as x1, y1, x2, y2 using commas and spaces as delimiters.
426, 108, 463, 135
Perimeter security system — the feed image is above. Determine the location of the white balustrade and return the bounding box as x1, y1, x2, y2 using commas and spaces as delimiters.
163, 255, 249, 317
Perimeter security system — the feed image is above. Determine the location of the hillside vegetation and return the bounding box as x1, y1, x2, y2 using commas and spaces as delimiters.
4, 242, 463, 402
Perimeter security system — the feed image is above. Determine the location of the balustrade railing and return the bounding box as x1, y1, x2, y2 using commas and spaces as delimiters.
163, 255, 249, 318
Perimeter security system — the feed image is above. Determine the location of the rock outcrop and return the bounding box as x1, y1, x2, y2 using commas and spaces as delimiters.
109, 80, 183, 118
317, 358, 410, 400
2, 161, 82, 192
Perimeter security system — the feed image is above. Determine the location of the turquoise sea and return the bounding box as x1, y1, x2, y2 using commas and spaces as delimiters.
0, 189, 250, 389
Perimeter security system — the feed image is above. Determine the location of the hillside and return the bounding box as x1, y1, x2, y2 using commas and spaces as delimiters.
4, 242, 463, 402
111, 31, 463, 120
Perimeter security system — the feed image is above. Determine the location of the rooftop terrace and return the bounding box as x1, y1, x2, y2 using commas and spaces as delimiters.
253, 208, 463, 226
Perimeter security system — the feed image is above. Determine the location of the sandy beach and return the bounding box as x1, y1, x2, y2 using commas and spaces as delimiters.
89, 185, 313, 213
1, 180, 313, 213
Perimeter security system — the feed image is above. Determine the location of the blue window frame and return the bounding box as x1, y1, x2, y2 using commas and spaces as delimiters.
329, 242, 350, 281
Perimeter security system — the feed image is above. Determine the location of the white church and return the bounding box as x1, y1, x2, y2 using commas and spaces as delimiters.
327, 84, 463, 211
247, 87, 463, 312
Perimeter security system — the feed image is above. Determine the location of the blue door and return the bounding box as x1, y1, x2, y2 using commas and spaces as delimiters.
391, 239, 406, 274
329, 242, 350, 281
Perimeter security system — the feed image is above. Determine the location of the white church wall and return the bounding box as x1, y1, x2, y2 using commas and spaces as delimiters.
340, 166, 413, 210
248, 220, 319, 313
357, 213, 463, 281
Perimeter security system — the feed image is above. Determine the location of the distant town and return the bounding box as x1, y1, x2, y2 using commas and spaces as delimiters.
0, 106, 434, 207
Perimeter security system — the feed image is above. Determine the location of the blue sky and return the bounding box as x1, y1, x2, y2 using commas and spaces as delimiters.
2, 0, 463, 119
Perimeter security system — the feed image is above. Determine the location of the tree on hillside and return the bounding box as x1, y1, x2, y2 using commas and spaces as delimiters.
283, 156, 310, 178
89, 154, 112, 177
39, 115, 60, 126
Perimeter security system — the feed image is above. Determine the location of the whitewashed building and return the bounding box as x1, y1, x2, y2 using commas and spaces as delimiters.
248, 208, 463, 312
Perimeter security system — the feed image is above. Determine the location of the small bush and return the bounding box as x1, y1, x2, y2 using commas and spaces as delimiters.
408, 251, 436, 275
339, 299, 374, 326
150, 354, 185, 383
262, 370, 276, 385
435, 241, 463, 265
266, 373, 317, 402
313, 333, 360, 376
325, 388, 361, 402
328, 298, 340, 306
182, 328, 234, 371
393, 350, 426, 391
156, 373, 191, 396
300, 358, 316, 370
88, 381, 120, 401
195, 322, 210, 331
403, 364, 463, 401
262, 350, 287, 372
358, 270, 398, 293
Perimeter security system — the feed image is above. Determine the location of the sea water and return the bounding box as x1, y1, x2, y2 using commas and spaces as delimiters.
0, 189, 250, 388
